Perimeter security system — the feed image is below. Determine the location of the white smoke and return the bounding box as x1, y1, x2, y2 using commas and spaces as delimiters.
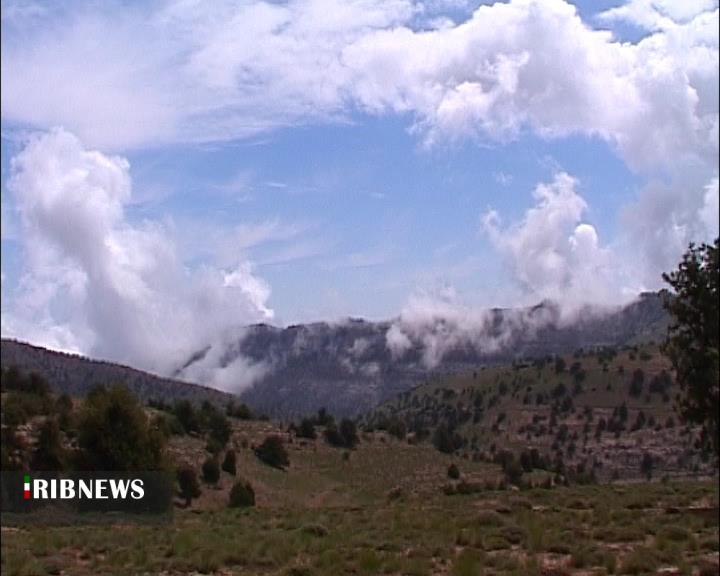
386, 168, 715, 367
3, 128, 271, 390
384, 285, 586, 368
482, 172, 636, 307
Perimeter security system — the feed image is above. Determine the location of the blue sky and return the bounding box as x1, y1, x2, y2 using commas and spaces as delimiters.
1, 0, 717, 376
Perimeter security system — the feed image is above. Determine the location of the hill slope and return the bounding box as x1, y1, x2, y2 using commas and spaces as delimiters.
363, 343, 715, 482
0, 339, 234, 406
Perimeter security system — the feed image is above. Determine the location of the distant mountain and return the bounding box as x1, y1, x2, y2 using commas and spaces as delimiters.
0, 339, 235, 406
2, 293, 669, 418
181, 292, 670, 418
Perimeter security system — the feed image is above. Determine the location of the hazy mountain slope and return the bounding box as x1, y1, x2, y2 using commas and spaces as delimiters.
190, 293, 670, 418
1, 293, 669, 417
0, 339, 234, 406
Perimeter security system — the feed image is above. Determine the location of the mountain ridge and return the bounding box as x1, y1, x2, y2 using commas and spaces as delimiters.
193, 292, 671, 418
1, 292, 671, 417
0, 338, 235, 406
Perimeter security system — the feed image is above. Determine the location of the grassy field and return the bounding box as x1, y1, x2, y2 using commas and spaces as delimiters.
2, 422, 718, 576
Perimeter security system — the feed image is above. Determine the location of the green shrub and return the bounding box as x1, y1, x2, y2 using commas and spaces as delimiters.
255, 435, 289, 469
172, 400, 201, 434
206, 409, 232, 449
433, 423, 462, 454
228, 480, 255, 508
2, 391, 52, 426
222, 449, 237, 475
621, 546, 661, 575
77, 385, 165, 470
31, 418, 66, 471
202, 457, 220, 484
300, 523, 329, 537
324, 418, 359, 449
177, 466, 201, 507
226, 400, 254, 420
296, 418, 316, 439
447, 463, 460, 479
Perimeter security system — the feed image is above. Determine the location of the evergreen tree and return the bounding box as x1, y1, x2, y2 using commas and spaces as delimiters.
229, 480, 255, 507
255, 435, 289, 469
222, 449, 237, 475
31, 419, 66, 471
662, 239, 719, 456
177, 466, 201, 507
202, 457, 220, 485
77, 385, 165, 470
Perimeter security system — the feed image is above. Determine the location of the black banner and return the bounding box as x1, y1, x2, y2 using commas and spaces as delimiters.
1, 471, 174, 525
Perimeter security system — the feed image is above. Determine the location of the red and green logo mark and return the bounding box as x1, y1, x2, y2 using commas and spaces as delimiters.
24, 475, 31, 500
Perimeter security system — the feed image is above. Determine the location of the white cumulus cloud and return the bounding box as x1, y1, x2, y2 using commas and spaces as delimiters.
2, 0, 717, 171
3, 128, 272, 389
482, 172, 632, 307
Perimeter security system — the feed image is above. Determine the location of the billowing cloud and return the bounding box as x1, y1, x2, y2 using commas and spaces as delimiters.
620, 173, 720, 287
1, 0, 717, 172
1, 0, 415, 149
599, 0, 718, 31
482, 172, 634, 307
700, 177, 720, 237
385, 285, 571, 368
386, 167, 716, 367
345, 0, 718, 172
3, 128, 272, 389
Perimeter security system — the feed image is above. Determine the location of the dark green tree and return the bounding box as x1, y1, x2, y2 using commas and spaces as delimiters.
339, 419, 359, 449
629, 368, 645, 397
172, 400, 201, 434
202, 457, 220, 485
255, 435, 289, 469
55, 394, 74, 432
177, 466, 201, 507
323, 418, 359, 449
207, 410, 232, 449
31, 419, 66, 471
296, 418, 317, 439
1, 426, 25, 470
315, 407, 334, 427
432, 423, 462, 454
662, 239, 719, 456
222, 449, 237, 475
228, 480, 255, 507
77, 385, 165, 470
640, 452, 654, 480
